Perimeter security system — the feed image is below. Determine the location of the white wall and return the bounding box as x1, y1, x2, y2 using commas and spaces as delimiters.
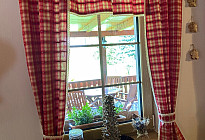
0, 0, 42, 140
176, 0, 205, 140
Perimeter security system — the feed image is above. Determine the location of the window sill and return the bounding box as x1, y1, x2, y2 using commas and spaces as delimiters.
63, 122, 157, 140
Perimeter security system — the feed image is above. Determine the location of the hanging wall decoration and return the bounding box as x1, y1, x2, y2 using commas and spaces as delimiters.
187, 0, 197, 7
188, 17, 198, 33
190, 44, 199, 60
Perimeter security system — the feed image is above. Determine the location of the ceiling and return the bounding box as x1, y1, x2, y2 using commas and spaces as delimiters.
69, 13, 135, 37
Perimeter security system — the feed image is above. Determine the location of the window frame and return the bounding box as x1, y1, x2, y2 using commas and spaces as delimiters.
66, 14, 152, 123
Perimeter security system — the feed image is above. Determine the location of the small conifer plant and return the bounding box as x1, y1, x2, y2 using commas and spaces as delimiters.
102, 95, 121, 140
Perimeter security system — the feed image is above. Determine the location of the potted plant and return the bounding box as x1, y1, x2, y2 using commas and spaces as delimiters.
66, 103, 126, 130
67, 103, 94, 126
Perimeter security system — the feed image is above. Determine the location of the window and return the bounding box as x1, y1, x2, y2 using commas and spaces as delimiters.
66, 13, 144, 130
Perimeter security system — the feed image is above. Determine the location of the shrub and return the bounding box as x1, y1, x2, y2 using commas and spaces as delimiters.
67, 103, 124, 125
67, 103, 94, 125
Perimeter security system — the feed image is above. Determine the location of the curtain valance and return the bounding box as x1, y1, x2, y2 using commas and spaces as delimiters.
70, 0, 144, 15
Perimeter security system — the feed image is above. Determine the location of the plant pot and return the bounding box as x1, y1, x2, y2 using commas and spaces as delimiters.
68, 115, 126, 130
71, 121, 103, 130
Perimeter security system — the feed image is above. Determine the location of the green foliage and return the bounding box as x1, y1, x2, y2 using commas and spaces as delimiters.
96, 105, 124, 118
93, 35, 136, 75
114, 104, 124, 114
97, 106, 103, 118
67, 103, 124, 125
107, 35, 136, 65
67, 103, 94, 125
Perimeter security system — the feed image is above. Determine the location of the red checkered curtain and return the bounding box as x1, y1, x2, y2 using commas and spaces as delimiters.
145, 0, 184, 139
70, 0, 144, 15
19, 0, 67, 140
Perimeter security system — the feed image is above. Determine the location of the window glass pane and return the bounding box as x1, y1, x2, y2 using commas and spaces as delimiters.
70, 13, 98, 32
109, 85, 139, 120
105, 45, 137, 84
70, 13, 99, 46
65, 89, 103, 127
65, 86, 132, 131
70, 37, 99, 45
103, 35, 135, 44
66, 14, 141, 131
100, 14, 135, 44
68, 47, 101, 82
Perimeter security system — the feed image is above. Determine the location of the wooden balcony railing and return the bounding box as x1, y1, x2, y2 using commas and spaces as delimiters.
68, 75, 137, 92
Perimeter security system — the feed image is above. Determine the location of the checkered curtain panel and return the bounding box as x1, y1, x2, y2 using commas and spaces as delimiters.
145, 0, 184, 139
19, 0, 67, 140
70, 0, 144, 15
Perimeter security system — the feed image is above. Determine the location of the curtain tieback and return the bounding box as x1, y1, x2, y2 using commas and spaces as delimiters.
43, 135, 64, 139
158, 112, 175, 124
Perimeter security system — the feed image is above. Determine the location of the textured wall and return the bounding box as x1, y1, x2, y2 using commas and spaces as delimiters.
176, 0, 205, 140
0, 0, 42, 139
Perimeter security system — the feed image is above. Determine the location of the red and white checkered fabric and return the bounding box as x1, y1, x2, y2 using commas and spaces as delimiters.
19, 0, 184, 139
70, 0, 144, 15
19, 0, 67, 140
145, 0, 184, 139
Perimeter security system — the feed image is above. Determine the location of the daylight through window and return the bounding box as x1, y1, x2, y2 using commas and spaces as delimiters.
66, 13, 142, 129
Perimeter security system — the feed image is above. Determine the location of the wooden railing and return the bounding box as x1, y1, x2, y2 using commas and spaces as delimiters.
68, 75, 137, 92
68, 79, 102, 90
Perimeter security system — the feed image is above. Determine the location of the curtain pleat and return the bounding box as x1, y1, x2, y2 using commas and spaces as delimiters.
19, 0, 67, 139
145, 0, 185, 139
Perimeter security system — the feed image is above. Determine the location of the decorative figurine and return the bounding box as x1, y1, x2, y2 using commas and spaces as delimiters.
187, 0, 197, 7
102, 95, 121, 140
188, 22, 198, 33
132, 114, 150, 139
188, 17, 198, 33
190, 44, 199, 60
